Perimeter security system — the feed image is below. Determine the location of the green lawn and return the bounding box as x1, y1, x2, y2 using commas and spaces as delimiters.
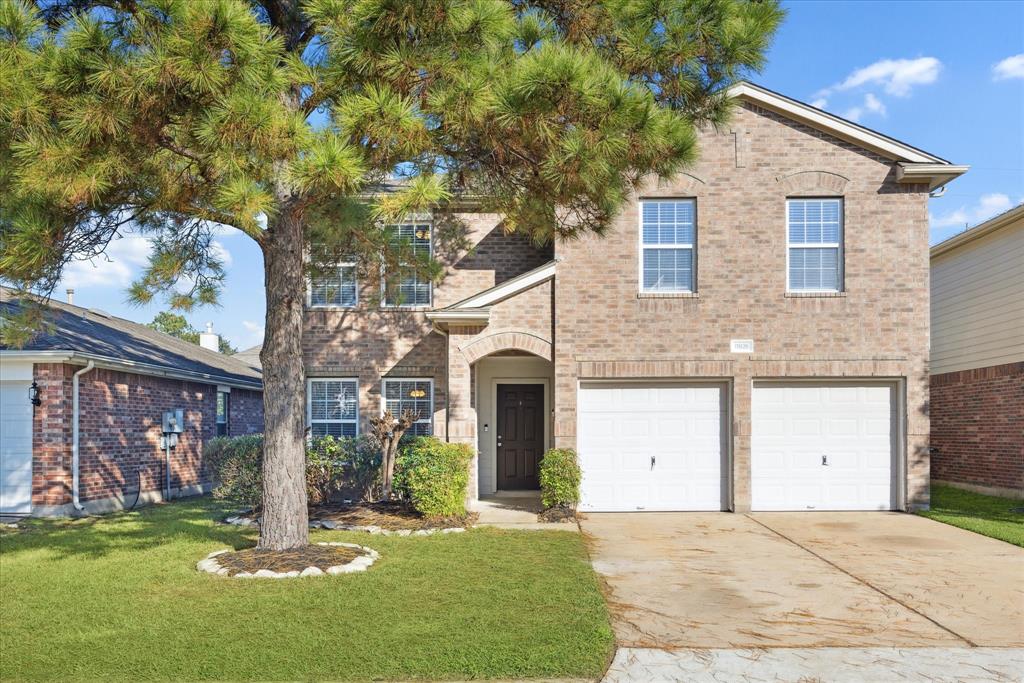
0, 499, 613, 681
918, 484, 1024, 547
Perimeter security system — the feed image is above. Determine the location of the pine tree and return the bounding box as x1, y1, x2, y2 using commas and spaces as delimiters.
0, 0, 783, 549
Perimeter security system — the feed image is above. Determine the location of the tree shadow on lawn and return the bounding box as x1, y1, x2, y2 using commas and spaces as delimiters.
0, 498, 255, 562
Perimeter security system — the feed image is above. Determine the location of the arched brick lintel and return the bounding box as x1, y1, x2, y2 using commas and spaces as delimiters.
459, 331, 553, 364
777, 170, 850, 196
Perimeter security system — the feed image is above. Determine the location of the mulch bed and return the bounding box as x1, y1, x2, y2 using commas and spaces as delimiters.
216, 545, 361, 576
312, 501, 478, 531
537, 507, 577, 524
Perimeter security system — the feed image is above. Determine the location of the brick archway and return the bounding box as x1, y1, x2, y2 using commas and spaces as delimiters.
459, 331, 553, 364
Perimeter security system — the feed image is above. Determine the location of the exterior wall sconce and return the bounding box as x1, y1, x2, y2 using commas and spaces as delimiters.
408, 389, 426, 398
29, 381, 41, 406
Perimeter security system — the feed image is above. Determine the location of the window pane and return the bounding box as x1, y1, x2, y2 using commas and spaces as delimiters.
789, 199, 841, 245
310, 266, 356, 306
641, 200, 695, 246
309, 380, 358, 435
789, 247, 839, 291
383, 379, 433, 435
642, 247, 693, 291
384, 224, 431, 306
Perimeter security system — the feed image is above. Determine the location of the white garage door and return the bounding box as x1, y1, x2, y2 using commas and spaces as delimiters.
577, 382, 726, 511
1, 380, 34, 514
752, 382, 896, 511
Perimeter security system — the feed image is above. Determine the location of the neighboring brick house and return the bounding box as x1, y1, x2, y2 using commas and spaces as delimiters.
929, 204, 1023, 498
304, 81, 966, 513
0, 288, 263, 516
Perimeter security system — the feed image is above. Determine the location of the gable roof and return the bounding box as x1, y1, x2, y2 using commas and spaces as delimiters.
425, 260, 557, 326
729, 81, 968, 190
931, 203, 1024, 259
0, 287, 262, 389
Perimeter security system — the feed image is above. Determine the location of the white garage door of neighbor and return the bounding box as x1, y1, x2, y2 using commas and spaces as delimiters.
1, 380, 34, 514
752, 382, 896, 511
577, 382, 726, 512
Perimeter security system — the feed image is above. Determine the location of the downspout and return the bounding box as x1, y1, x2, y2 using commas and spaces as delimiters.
72, 361, 96, 513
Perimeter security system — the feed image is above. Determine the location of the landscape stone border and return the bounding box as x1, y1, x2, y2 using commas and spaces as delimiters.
223, 513, 466, 536
196, 542, 379, 579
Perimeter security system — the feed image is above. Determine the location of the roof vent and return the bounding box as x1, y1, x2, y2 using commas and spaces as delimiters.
89, 308, 112, 319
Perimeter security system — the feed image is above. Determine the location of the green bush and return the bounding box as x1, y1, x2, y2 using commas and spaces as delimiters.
204, 434, 380, 509
539, 448, 581, 511
205, 434, 264, 509
305, 436, 348, 505
394, 437, 473, 518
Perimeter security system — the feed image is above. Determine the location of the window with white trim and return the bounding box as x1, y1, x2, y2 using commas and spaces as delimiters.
383, 223, 431, 307
382, 378, 433, 436
787, 198, 843, 292
308, 378, 358, 437
216, 391, 229, 436
640, 199, 696, 292
309, 263, 357, 307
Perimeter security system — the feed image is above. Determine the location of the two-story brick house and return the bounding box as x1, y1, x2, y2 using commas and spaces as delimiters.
303, 82, 966, 513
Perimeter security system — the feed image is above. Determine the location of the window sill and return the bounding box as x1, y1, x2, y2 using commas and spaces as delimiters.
307, 305, 358, 310
637, 292, 699, 299
784, 291, 847, 298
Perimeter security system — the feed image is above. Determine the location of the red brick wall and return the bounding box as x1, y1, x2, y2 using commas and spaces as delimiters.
930, 362, 1024, 493
229, 388, 264, 436
31, 363, 263, 510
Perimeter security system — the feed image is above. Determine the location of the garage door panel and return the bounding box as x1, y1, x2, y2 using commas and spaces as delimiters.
578, 382, 726, 512
752, 382, 895, 512
1, 380, 34, 514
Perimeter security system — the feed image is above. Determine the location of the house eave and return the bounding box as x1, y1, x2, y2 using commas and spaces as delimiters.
931, 203, 1024, 259
424, 309, 491, 325
0, 350, 263, 390
728, 81, 960, 169
895, 163, 970, 191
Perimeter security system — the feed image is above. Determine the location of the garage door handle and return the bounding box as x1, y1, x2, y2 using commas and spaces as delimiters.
822, 455, 829, 466
651, 455, 656, 470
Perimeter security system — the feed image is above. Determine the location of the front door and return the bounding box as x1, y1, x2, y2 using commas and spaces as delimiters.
496, 384, 544, 490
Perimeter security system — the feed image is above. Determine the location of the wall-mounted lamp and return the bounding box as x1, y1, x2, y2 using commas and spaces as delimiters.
29, 381, 41, 406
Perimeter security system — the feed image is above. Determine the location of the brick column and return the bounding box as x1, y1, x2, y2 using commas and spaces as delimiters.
731, 365, 752, 512
448, 325, 480, 502
906, 362, 931, 510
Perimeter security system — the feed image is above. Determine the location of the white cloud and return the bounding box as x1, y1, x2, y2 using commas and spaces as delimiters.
62, 235, 152, 289
993, 54, 1024, 81
241, 320, 265, 346
810, 98, 828, 109
210, 240, 233, 269
817, 57, 942, 99
930, 193, 1013, 230
842, 93, 887, 122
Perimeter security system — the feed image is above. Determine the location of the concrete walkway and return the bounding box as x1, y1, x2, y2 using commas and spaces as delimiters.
583, 512, 1024, 681
472, 492, 576, 531
604, 646, 1024, 682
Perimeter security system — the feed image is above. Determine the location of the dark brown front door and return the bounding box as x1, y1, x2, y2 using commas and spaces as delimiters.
497, 384, 544, 490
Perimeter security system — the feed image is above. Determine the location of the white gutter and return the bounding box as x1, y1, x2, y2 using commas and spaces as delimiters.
71, 360, 96, 512
0, 350, 261, 391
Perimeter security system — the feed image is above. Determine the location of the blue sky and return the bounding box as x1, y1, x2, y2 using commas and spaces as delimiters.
59, 0, 1024, 351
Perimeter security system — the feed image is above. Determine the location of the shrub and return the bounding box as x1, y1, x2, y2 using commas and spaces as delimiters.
394, 437, 473, 518
205, 434, 380, 509
205, 434, 264, 510
305, 436, 348, 505
539, 448, 581, 511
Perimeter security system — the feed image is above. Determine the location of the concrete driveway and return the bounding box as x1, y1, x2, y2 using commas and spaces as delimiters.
581, 512, 1024, 649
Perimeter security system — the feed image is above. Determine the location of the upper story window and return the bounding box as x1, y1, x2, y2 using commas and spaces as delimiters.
640, 199, 696, 293
309, 263, 357, 308
382, 378, 433, 436
308, 378, 358, 437
787, 198, 843, 292
383, 223, 431, 307
216, 391, 229, 436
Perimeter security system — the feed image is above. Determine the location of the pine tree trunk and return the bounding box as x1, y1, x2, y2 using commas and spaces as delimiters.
258, 203, 309, 550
